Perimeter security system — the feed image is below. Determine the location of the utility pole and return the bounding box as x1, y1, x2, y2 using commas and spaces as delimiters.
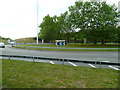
118, 1, 120, 15
117, 1, 120, 27
36, 0, 39, 43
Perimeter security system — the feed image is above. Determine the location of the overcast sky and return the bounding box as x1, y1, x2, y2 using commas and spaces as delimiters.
0, 0, 119, 40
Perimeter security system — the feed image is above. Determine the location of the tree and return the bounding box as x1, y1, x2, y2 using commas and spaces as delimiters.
39, 1, 119, 44
39, 13, 74, 42
39, 15, 58, 41
68, 1, 119, 44
57, 11, 76, 43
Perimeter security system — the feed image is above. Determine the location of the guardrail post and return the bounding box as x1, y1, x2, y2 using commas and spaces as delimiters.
99, 61, 101, 68
95, 61, 96, 65
80, 61, 83, 65
36, 57, 38, 62
8, 55, 10, 60
62, 59, 64, 65
59, 59, 60, 62
33, 57, 35, 62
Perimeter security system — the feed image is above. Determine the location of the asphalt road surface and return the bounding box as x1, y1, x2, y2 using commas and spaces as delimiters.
1, 45, 118, 63
1, 45, 119, 70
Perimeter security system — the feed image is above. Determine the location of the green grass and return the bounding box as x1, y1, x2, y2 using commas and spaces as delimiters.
0, 58, 1, 89
14, 43, 119, 51
20, 43, 119, 48
15, 37, 36, 43
0, 37, 11, 44
13, 46, 119, 51
2, 59, 119, 88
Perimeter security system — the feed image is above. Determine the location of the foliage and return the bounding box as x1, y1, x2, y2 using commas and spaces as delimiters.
68, 1, 119, 44
39, 12, 75, 42
39, 1, 120, 44
39, 15, 58, 41
0, 36, 11, 44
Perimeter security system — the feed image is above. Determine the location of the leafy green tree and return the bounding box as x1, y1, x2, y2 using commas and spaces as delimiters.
39, 1, 119, 44
51, 12, 75, 43
39, 15, 58, 41
114, 26, 120, 43
58, 11, 76, 43
39, 13, 74, 42
68, 1, 119, 44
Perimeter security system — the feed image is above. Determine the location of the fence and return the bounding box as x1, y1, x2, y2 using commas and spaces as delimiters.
0, 54, 119, 67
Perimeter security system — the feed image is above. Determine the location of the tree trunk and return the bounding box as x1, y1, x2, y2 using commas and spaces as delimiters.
66, 38, 70, 44
94, 42, 97, 44
83, 38, 87, 44
101, 40, 104, 45
74, 37, 77, 43
94, 40, 97, 44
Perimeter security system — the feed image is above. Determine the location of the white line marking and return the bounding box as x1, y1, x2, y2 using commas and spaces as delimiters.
68, 62, 77, 66
102, 61, 110, 62
88, 64, 96, 68
50, 61, 54, 64
108, 65, 119, 70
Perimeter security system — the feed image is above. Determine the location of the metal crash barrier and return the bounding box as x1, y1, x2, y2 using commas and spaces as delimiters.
0, 54, 119, 68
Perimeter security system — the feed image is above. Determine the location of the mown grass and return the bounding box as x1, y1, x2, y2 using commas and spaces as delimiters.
21, 43, 119, 48
15, 43, 119, 51
2, 59, 119, 88
15, 37, 36, 43
0, 58, 2, 89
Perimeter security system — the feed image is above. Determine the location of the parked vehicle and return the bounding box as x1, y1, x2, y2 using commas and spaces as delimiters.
0, 42, 5, 48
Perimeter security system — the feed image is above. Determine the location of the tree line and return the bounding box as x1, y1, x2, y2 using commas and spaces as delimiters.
39, 1, 120, 44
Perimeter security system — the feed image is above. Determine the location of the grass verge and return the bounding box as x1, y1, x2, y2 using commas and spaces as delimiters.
13, 46, 119, 51
2, 59, 119, 88
20, 43, 119, 48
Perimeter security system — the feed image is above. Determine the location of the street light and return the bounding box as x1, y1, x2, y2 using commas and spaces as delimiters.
117, 1, 120, 27
36, 0, 39, 43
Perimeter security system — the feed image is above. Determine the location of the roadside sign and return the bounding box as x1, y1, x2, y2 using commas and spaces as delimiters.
55, 40, 66, 46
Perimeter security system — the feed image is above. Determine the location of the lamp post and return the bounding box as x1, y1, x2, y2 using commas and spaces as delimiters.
117, 1, 120, 27
36, 0, 39, 43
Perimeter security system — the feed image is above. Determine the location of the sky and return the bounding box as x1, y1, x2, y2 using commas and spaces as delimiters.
0, 0, 119, 40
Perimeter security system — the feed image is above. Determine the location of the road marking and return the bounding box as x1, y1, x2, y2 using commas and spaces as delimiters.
102, 61, 110, 62
68, 62, 77, 66
50, 61, 54, 64
88, 64, 96, 68
108, 65, 119, 70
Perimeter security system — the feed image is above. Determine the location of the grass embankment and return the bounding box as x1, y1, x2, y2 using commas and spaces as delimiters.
0, 37, 11, 44
15, 37, 36, 43
14, 43, 119, 51
2, 59, 119, 88
13, 46, 118, 51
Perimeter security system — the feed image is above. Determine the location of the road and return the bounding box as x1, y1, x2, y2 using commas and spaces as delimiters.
0, 45, 119, 70
1, 45, 118, 63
